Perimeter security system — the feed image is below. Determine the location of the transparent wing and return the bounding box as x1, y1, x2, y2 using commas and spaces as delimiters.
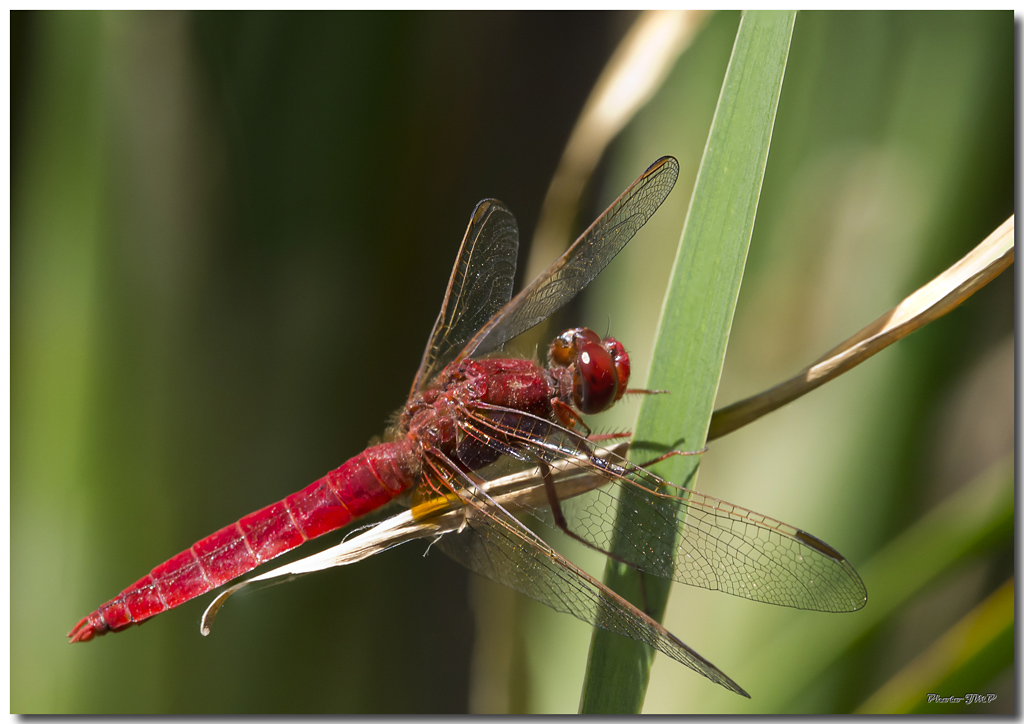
458, 156, 680, 362
457, 402, 868, 614
411, 199, 519, 396
422, 450, 749, 697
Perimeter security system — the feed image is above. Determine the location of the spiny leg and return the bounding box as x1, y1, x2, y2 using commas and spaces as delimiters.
551, 398, 591, 436
636, 446, 708, 468
537, 458, 651, 612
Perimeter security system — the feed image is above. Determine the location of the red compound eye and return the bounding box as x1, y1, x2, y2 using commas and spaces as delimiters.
572, 340, 619, 414
604, 338, 631, 402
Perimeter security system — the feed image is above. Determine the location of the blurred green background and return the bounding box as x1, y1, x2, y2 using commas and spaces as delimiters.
12, 10, 1013, 714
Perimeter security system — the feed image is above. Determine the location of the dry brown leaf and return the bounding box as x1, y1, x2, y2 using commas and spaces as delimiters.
709, 215, 1014, 440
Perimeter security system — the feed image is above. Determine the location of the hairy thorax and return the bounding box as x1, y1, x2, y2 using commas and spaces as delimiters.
397, 357, 557, 467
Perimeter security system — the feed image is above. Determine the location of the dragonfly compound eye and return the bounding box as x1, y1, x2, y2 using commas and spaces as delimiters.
572, 340, 619, 414
604, 337, 631, 403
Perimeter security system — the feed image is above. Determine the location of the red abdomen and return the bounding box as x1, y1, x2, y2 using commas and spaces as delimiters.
69, 441, 420, 642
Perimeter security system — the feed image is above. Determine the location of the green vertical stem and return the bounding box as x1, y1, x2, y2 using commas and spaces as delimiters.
579, 11, 797, 713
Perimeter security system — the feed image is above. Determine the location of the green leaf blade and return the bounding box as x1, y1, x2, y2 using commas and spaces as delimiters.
579, 10, 797, 714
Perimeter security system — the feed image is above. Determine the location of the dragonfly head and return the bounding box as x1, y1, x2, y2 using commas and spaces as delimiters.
548, 327, 631, 415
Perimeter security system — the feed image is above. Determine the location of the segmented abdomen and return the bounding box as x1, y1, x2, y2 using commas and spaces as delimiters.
69, 441, 420, 642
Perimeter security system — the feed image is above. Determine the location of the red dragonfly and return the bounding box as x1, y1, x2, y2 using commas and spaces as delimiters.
69, 156, 866, 697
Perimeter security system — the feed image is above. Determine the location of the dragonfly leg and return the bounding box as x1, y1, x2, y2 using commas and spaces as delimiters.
538, 459, 642, 574
623, 387, 668, 396
585, 431, 704, 468
588, 430, 632, 443
538, 455, 656, 613
551, 398, 592, 436
636, 446, 708, 468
